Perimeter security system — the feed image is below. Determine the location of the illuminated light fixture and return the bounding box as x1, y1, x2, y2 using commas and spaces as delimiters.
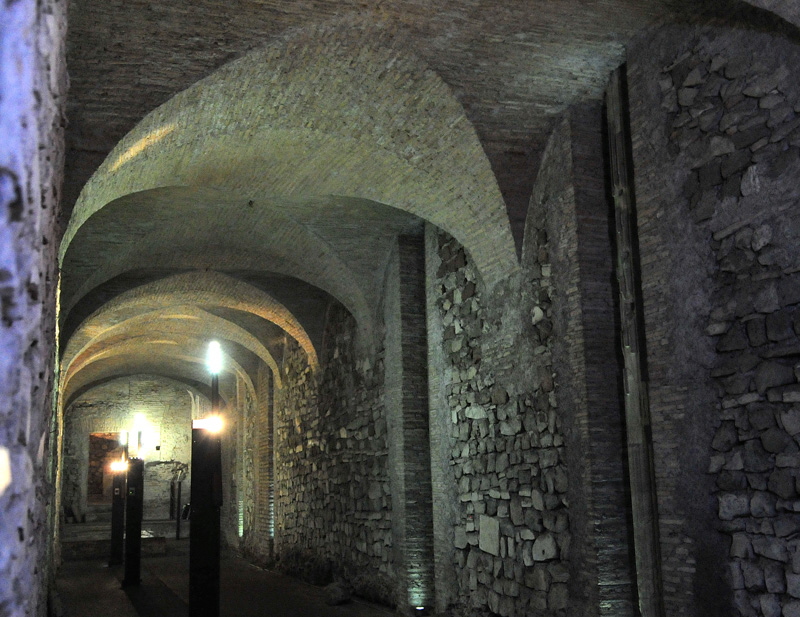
110, 459, 129, 473
206, 340, 223, 375
119, 431, 128, 447
193, 416, 224, 433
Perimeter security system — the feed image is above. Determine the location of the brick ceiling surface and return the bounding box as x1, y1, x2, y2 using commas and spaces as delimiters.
60, 0, 788, 399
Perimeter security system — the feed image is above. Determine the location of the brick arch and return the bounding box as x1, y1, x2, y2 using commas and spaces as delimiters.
60, 24, 519, 292
62, 271, 319, 373
59, 186, 376, 346
740, 0, 800, 29
61, 306, 283, 405
62, 349, 256, 411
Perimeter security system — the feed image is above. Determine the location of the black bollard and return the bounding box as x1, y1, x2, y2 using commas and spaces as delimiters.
189, 427, 222, 617
175, 479, 183, 540
122, 458, 144, 586
109, 470, 126, 566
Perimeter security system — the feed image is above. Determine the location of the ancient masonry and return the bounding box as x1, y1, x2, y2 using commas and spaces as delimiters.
434, 231, 570, 616
274, 305, 394, 603
632, 25, 800, 617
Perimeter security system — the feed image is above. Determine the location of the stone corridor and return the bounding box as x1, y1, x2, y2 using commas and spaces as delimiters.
3, 2, 800, 617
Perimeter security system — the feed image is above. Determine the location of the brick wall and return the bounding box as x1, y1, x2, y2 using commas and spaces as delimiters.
532, 105, 636, 616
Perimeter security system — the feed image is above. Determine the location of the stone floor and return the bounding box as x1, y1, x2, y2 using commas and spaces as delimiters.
56, 540, 395, 617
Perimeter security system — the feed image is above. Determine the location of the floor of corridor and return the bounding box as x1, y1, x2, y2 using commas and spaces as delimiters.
56, 540, 395, 617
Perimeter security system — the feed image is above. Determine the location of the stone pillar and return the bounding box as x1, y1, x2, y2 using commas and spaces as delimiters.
0, 0, 66, 613
385, 232, 436, 613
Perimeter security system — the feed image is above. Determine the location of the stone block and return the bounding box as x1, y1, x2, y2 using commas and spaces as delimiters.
770, 469, 796, 500
788, 573, 800, 599
750, 404, 776, 431
747, 316, 768, 346
761, 427, 793, 453
752, 491, 778, 517
760, 593, 781, 617
753, 535, 789, 562
531, 533, 557, 561
720, 470, 748, 491
730, 560, 745, 589
526, 564, 549, 590
510, 496, 524, 526
734, 590, 758, 617
465, 405, 487, 420
774, 517, 799, 538
784, 600, 800, 617
713, 420, 739, 451
765, 562, 786, 593
454, 527, 468, 549
767, 311, 795, 342
744, 440, 773, 472
479, 515, 500, 556
547, 562, 568, 583
749, 473, 768, 491
782, 409, 800, 436
742, 560, 765, 590
731, 533, 753, 558
718, 323, 749, 351
719, 493, 750, 520
548, 584, 568, 611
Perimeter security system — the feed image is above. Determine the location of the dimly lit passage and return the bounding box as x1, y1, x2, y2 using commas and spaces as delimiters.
3, 2, 800, 617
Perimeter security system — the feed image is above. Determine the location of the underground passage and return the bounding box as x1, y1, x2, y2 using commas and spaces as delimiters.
3, 1, 800, 616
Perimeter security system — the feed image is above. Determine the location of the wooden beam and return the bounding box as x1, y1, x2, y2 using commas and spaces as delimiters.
605, 65, 665, 617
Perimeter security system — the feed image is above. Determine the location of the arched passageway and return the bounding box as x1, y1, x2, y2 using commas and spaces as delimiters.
2, 2, 800, 617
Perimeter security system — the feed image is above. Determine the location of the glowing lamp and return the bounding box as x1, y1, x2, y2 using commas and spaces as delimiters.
110, 459, 128, 473
206, 341, 223, 375
193, 416, 224, 433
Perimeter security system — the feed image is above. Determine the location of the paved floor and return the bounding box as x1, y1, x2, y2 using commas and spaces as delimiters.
56, 540, 395, 617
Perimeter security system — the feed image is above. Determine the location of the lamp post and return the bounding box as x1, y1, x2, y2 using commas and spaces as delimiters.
122, 456, 144, 586
189, 341, 224, 617
108, 456, 128, 567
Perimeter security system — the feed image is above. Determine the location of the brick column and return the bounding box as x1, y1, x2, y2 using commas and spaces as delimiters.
385, 233, 436, 613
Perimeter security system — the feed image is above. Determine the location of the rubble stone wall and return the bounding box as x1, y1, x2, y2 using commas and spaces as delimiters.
273, 305, 394, 604
628, 24, 800, 617
427, 227, 570, 617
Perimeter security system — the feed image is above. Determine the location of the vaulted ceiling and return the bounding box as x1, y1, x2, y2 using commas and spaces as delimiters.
60, 0, 796, 406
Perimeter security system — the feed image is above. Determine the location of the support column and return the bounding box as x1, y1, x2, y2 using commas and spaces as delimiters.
385, 233, 435, 614
606, 65, 665, 617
